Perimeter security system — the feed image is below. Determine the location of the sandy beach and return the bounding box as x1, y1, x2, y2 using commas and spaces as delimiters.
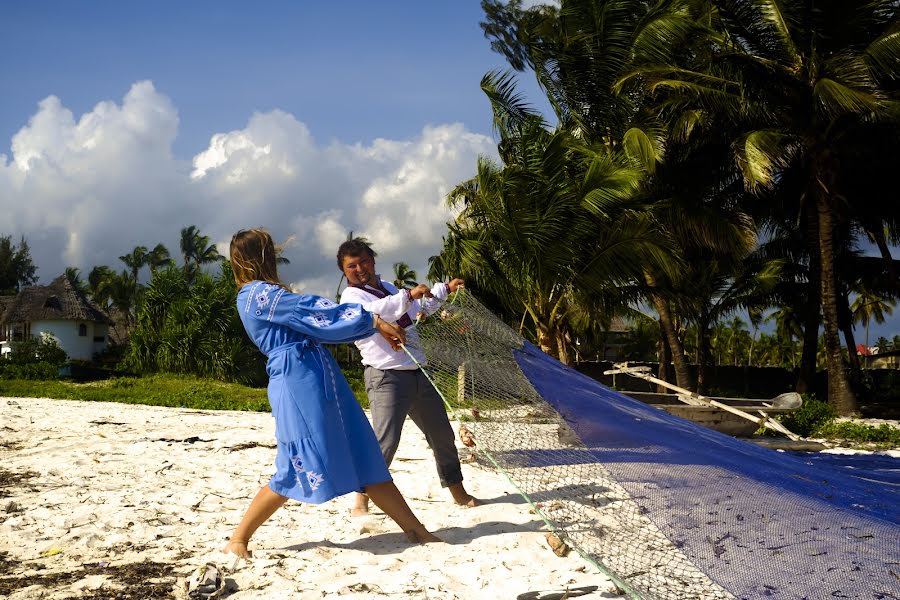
0, 397, 620, 599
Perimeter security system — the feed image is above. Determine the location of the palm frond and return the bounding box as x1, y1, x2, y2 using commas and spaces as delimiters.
481, 69, 544, 138
622, 127, 663, 174
814, 78, 884, 119
865, 30, 900, 80
734, 129, 800, 190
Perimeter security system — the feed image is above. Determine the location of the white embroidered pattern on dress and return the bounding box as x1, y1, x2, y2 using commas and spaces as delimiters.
244, 282, 262, 314
254, 284, 279, 316
290, 456, 325, 492
268, 288, 285, 321
306, 471, 324, 491
304, 312, 331, 328
313, 297, 336, 309
337, 307, 360, 321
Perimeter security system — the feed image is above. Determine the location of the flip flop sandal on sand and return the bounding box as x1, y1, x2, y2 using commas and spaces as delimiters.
186, 562, 226, 599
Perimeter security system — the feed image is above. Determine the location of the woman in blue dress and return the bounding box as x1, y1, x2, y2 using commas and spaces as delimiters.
223, 229, 440, 560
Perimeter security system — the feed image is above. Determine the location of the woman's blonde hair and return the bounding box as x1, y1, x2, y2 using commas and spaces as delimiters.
230, 228, 284, 288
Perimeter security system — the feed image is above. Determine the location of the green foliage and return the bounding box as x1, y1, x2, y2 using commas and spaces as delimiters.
777, 396, 836, 438
8, 335, 68, 366
0, 234, 38, 294
0, 362, 59, 380
473, 0, 900, 413
392, 262, 418, 290
0, 374, 271, 411
815, 421, 900, 446
180, 225, 224, 282
0, 335, 65, 380
125, 264, 267, 384
343, 367, 368, 409
0, 335, 68, 380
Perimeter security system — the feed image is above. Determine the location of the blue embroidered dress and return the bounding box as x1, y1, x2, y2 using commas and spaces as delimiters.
237, 281, 391, 503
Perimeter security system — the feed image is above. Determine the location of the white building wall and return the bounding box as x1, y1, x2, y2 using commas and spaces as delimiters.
32, 320, 105, 361
92, 323, 109, 357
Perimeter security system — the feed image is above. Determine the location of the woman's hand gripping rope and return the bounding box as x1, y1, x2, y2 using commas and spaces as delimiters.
374, 314, 406, 350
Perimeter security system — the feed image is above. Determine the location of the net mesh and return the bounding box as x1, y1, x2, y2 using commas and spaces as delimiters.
413, 292, 900, 600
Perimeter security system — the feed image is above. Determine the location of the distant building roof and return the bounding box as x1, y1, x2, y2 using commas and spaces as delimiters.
0, 275, 113, 325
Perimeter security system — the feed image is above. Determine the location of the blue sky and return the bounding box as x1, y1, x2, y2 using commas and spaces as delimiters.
1, 2, 549, 158
1, 1, 897, 342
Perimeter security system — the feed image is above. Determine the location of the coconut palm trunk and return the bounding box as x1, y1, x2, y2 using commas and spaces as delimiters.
838, 292, 861, 373
645, 269, 693, 390
817, 192, 858, 415
797, 209, 821, 394
656, 325, 672, 392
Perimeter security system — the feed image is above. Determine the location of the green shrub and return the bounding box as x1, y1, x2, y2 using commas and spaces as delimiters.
777, 395, 835, 437
343, 367, 368, 408
7, 335, 68, 366
0, 361, 59, 380
815, 421, 900, 445
125, 265, 267, 385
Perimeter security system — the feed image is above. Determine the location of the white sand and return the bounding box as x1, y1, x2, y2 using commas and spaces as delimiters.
0, 397, 621, 599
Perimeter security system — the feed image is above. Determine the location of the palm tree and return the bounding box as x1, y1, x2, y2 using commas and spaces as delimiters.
180, 226, 223, 282
148, 243, 174, 272
87, 266, 116, 308
64, 267, 87, 295
436, 77, 673, 364
479, 3, 762, 390
119, 246, 149, 283
621, 0, 900, 414
767, 306, 804, 369
745, 306, 763, 367
87, 266, 137, 335
851, 287, 894, 351
392, 262, 418, 290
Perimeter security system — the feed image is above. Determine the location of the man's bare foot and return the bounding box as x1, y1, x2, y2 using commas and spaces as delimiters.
404, 524, 443, 544
223, 539, 251, 559
351, 492, 370, 517
448, 483, 481, 507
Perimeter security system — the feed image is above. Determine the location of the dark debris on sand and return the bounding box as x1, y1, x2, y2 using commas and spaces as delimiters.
0, 468, 37, 498
0, 560, 178, 599
0, 551, 17, 577
227, 441, 276, 452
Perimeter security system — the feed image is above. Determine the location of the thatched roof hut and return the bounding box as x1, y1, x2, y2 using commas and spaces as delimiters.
1, 276, 113, 326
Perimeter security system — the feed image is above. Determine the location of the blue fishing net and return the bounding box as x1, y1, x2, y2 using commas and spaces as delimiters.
417, 292, 899, 600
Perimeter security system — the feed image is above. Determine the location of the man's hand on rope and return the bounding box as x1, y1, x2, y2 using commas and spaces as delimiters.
447, 278, 465, 293
409, 284, 432, 300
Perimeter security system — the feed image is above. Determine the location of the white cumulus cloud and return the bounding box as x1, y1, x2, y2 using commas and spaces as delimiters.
0, 82, 497, 297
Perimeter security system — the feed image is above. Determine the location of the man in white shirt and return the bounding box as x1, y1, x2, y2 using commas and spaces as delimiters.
338, 238, 479, 515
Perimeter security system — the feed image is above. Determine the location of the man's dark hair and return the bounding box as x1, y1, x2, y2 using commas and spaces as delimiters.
337, 238, 377, 269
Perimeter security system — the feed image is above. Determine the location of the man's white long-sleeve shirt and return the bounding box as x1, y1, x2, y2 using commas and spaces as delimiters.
339, 278, 449, 370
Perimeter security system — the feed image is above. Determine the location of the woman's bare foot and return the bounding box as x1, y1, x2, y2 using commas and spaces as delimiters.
448, 483, 481, 507
223, 539, 252, 559
404, 524, 443, 543
350, 492, 370, 517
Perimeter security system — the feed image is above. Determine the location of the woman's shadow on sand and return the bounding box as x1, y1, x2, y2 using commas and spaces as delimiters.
282, 511, 543, 556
